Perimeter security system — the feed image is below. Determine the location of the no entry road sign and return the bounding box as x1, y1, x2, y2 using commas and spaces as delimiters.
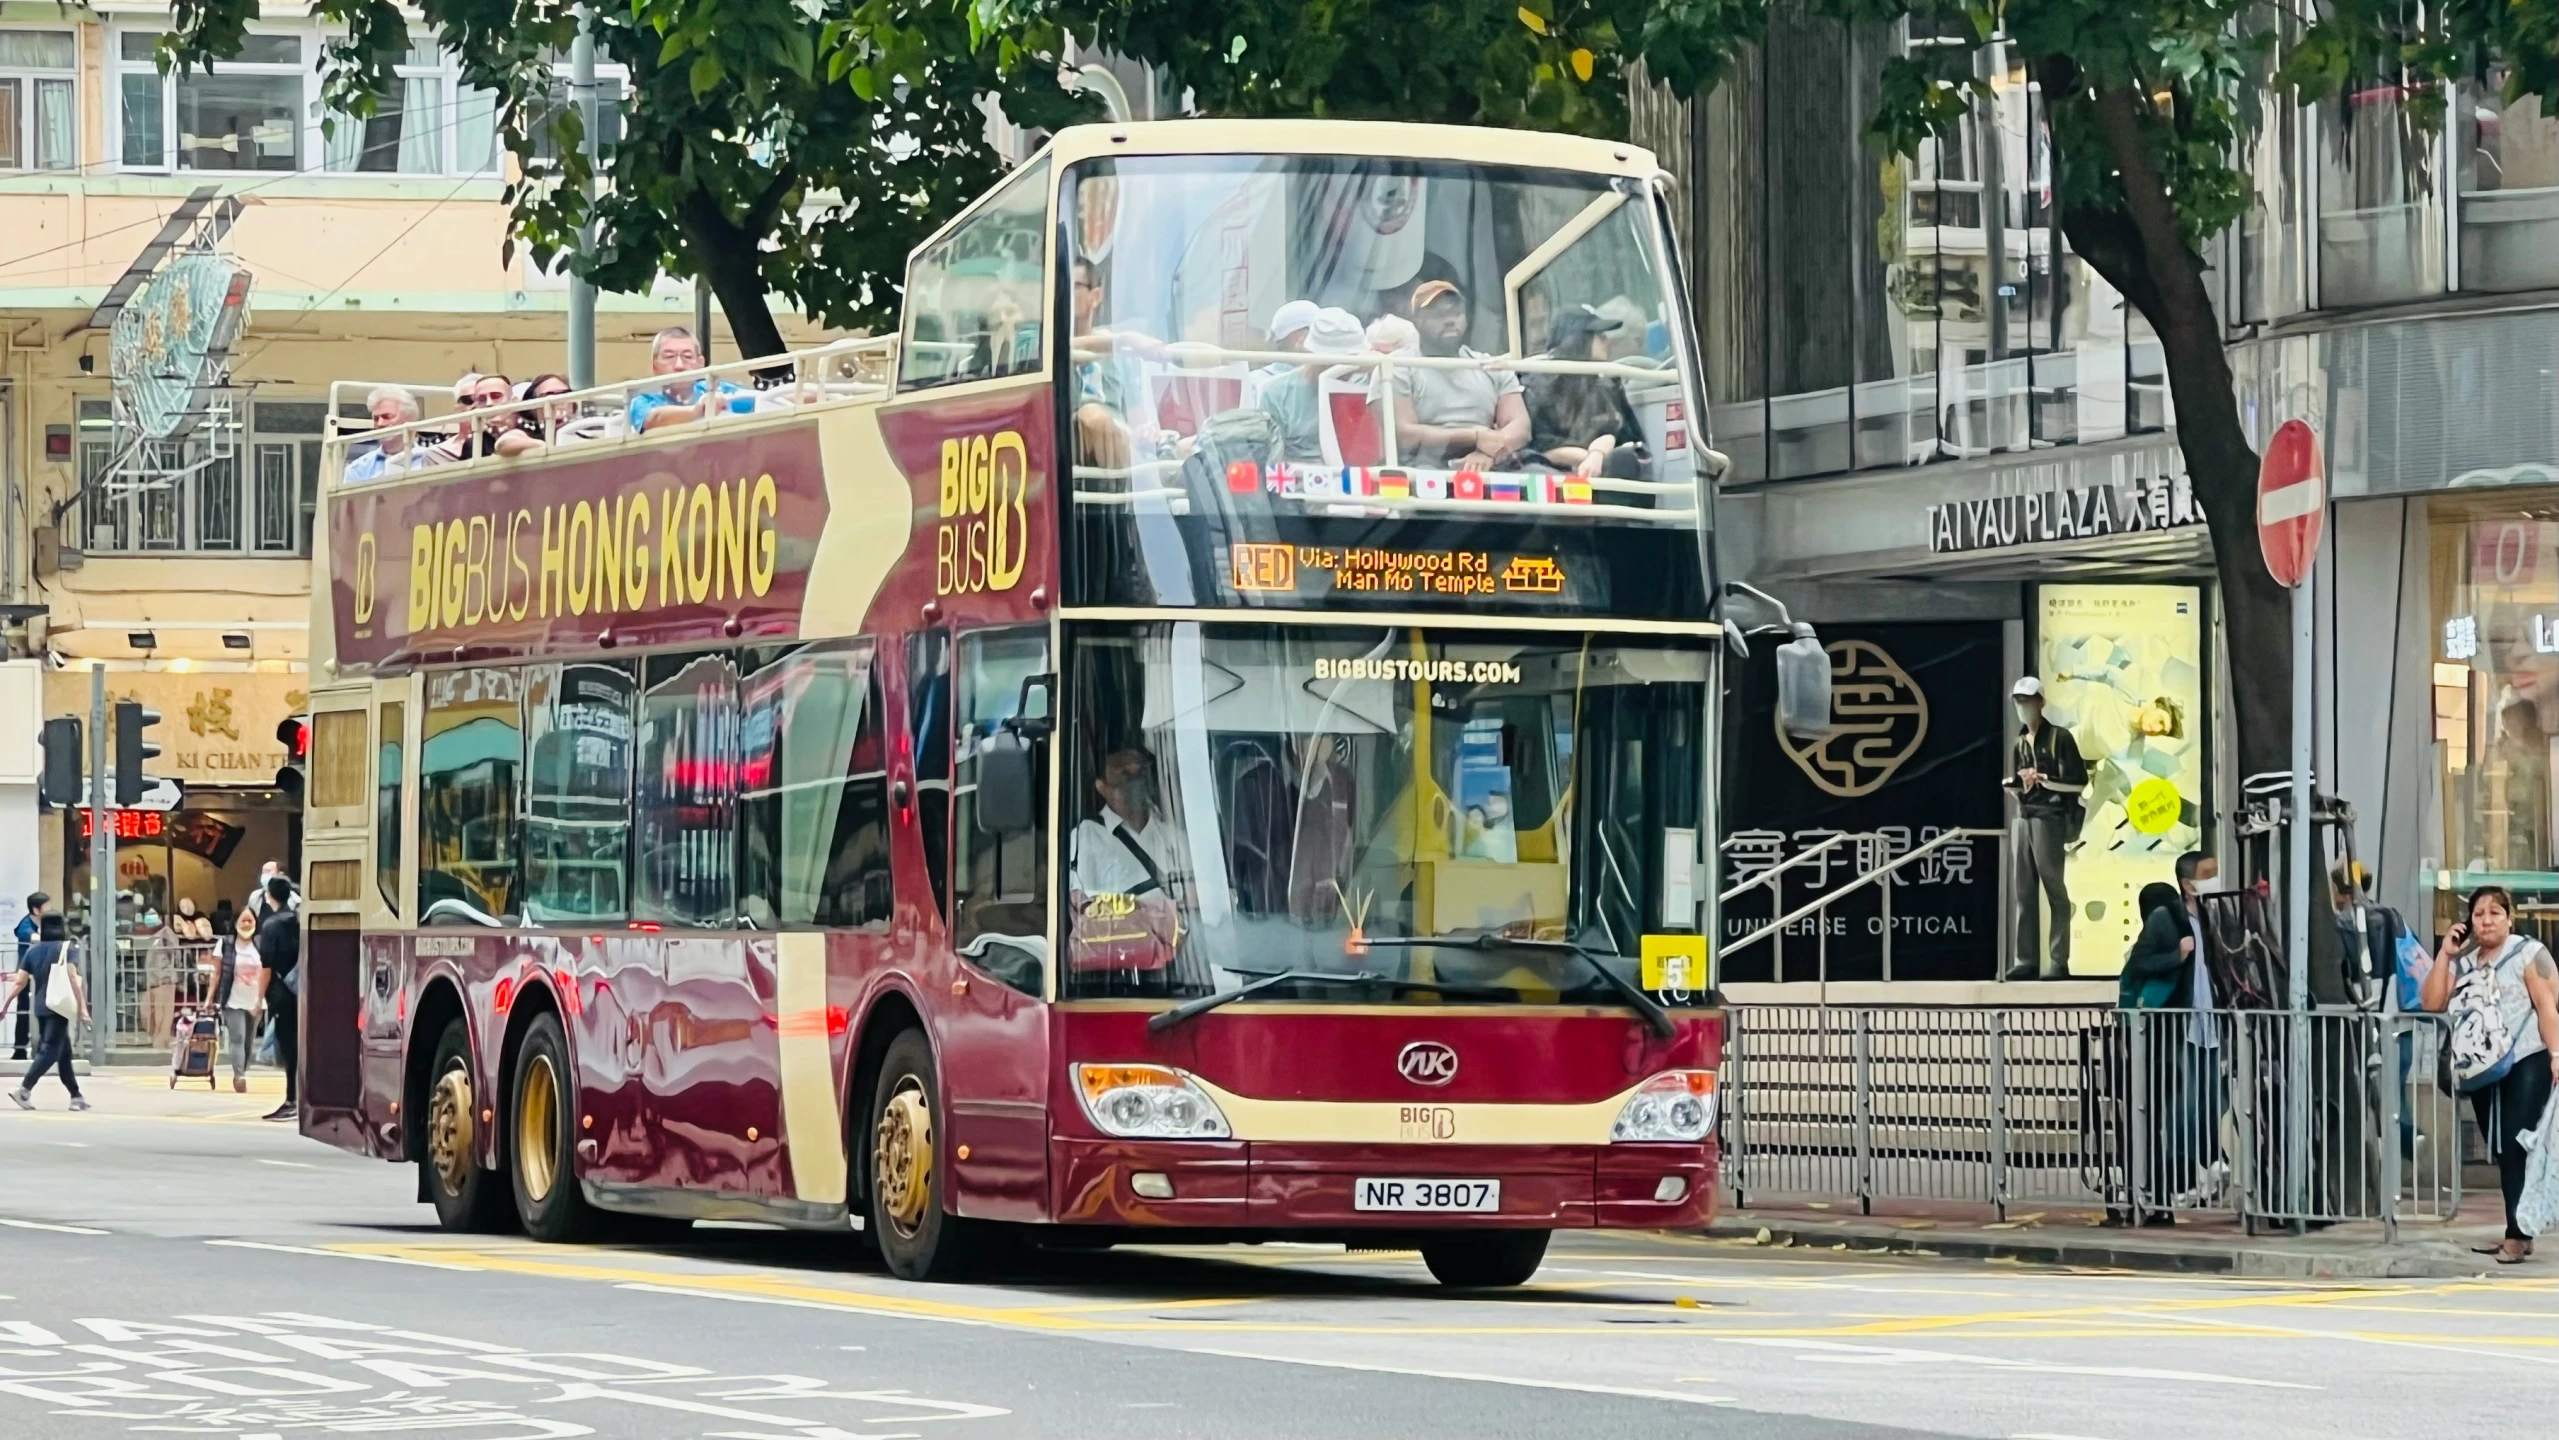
2258, 419, 2325, 589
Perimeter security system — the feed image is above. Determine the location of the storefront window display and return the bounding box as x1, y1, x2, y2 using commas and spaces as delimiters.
2429, 498, 2559, 893
2031, 585, 2209, 974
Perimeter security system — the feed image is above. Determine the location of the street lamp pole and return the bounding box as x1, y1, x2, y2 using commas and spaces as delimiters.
567, 6, 599, 389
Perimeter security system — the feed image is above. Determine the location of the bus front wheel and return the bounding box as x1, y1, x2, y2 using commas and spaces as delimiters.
1419, 1229, 1551, 1288
422, 1019, 514, 1233
866, 1028, 979, 1281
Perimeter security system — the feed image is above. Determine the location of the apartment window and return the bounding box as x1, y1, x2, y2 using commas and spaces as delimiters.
325, 44, 445, 174
0, 30, 77, 171
117, 29, 305, 171
80, 398, 327, 556
116, 28, 501, 177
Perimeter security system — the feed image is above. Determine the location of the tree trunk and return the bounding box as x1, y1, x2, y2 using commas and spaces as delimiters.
2053, 84, 2295, 783
678, 187, 790, 360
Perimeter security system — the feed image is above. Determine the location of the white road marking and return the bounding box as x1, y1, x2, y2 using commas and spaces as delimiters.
1183, 1347, 1734, 1404
206, 1239, 483, 1272
255, 1158, 316, 1169
1712, 1337, 2315, 1389
0, 1217, 107, 1235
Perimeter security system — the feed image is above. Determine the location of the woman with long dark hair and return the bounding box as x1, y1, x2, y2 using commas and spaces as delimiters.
2421, 884, 2559, 1262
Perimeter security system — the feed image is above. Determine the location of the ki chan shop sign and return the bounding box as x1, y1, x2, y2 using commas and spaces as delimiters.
331, 424, 829, 668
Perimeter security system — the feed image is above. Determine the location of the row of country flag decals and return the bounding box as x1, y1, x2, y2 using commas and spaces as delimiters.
1224, 461, 1599, 505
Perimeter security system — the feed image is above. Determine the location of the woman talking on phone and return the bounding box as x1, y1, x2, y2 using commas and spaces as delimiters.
2421, 885, 2559, 1262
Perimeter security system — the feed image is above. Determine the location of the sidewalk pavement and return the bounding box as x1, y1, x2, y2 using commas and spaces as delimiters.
4, 1064, 288, 1123
1706, 1197, 2525, 1280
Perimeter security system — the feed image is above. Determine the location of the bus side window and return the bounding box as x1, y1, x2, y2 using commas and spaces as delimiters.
739, 641, 892, 929
376, 699, 404, 918
905, 630, 954, 924
419, 668, 523, 925
952, 627, 1050, 997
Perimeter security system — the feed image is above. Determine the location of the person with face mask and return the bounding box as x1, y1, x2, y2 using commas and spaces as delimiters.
2003, 676, 2088, 981
1069, 747, 1187, 906
2111, 851, 2226, 1223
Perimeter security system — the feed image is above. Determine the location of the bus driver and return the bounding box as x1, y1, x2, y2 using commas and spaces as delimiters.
1069, 747, 1189, 907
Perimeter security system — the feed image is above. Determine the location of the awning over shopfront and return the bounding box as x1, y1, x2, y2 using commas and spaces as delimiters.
1723, 434, 2213, 583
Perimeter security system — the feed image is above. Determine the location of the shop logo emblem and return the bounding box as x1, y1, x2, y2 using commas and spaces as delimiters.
1397, 1041, 1459, 1087
1777, 638, 1929, 798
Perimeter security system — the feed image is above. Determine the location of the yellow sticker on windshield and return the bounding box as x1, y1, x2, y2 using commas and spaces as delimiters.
1641, 934, 1709, 992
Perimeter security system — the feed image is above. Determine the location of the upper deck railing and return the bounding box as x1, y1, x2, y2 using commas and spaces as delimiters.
322, 336, 901, 486
1064, 338, 1710, 527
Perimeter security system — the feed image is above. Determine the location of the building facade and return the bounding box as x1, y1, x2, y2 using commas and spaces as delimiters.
1644, 20, 2559, 994
0, 5, 809, 921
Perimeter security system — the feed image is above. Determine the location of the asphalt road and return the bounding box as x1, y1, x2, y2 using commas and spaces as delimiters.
4, 1071, 2555, 1440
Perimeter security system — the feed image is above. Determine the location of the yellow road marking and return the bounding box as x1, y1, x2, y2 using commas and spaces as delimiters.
312, 1240, 2559, 1349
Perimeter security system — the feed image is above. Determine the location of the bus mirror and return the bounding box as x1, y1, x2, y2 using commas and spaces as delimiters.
977, 730, 1038, 836
1774, 623, 1833, 740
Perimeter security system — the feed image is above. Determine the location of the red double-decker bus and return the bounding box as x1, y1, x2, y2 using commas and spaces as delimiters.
296, 119, 1728, 1286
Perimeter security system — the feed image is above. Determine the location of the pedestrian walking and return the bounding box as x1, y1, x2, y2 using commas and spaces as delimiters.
4, 914, 91, 1111
2003, 677, 2087, 981
211, 907, 265, 1094
9, 891, 45, 1060
2420, 884, 2559, 1264
255, 876, 301, 1121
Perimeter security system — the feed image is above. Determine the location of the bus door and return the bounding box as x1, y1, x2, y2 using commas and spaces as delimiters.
941, 626, 1054, 1220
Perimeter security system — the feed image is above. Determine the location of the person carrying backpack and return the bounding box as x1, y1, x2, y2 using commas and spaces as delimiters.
2420, 885, 2559, 1263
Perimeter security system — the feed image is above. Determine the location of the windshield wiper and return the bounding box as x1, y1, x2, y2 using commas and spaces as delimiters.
1148, 970, 1505, 1032
1360, 934, 1678, 1038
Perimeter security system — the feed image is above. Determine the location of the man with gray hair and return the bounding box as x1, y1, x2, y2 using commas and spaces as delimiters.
628, 325, 749, 432
342, 385, 428, 482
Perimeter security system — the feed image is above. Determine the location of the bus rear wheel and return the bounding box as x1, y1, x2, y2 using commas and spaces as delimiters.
1419, 1229, 1551, 1288
422, 1019, 514, 1233
866, 1028, 983, 1281
510, 1012, 598, 1243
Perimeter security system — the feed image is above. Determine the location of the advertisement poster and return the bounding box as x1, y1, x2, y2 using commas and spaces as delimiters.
2035, 584, 2207, 975
1722, 623, 2006, 982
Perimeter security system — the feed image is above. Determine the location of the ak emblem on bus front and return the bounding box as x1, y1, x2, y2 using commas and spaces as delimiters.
936, 430, 1030, 596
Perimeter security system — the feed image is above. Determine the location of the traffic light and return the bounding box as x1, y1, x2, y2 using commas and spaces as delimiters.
38, 716, 80, 810
113, 700, 160, 807
276, 715, 309, 801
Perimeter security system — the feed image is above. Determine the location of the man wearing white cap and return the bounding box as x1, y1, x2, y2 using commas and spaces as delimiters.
2005, 676, 2088, 981
1258, 307, 1366, 461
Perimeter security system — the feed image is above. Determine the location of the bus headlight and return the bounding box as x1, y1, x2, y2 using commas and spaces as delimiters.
1610, 1070, 1717, 1142
1074, 1064, 1233, 1139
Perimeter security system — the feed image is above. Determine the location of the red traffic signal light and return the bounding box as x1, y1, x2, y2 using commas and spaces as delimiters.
277, 716, 309, 758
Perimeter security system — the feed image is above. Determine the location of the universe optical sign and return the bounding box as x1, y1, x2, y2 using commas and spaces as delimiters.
335, 425, 826, 664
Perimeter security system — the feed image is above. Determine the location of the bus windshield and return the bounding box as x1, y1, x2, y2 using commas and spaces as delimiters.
1063, 154, 1709, 621
1060, 621, 1713, 1008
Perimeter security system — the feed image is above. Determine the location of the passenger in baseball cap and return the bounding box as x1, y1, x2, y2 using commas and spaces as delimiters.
1393, 279, 1528, 470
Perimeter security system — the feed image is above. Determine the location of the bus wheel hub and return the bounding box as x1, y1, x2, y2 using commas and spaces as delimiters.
429, 1069, 474, 1196
874, 1085, 933, 1233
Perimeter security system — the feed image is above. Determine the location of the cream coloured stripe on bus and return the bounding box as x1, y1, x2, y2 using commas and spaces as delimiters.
774, 932, 848, 1205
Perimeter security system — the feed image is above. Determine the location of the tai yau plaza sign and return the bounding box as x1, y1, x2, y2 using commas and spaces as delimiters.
1928, 464, 2205, 556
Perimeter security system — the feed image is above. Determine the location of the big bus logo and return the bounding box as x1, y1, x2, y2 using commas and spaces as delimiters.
1396, 1040, 1459, 1087
352, 532, 378, 625
937, 429, 1030, 596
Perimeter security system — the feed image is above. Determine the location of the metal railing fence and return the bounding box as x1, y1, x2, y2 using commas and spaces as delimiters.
1721, 1004, 2467, 1235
